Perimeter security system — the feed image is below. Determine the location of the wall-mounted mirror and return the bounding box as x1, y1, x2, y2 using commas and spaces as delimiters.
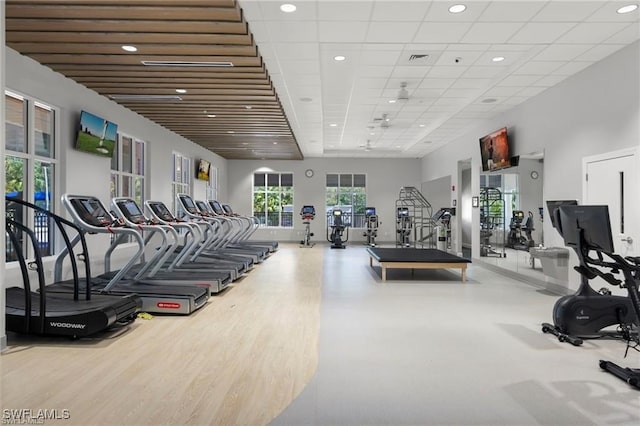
478, 152, 546, 281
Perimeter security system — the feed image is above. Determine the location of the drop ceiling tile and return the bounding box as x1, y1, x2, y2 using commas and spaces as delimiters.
604, 23, 640, 44
482, 86, 522, 97
272, 43, 320, 60
267, 21, 320, 42
423, 1, 490, 22
513, 61, 564, 75
279, 60, 321, 75
355, 78, 390, 89
450, 78, 493, 89
428, 66, 468, 79
404, 43, 451, 51
552, 61, 594, 75
371, 1, 432, 21
254, 1, 318, 21
518, 86, 548, 97
556, 23, 630, 44
442, 88, 484, 98
587, 2, 640, 22
435, 50, 484, 66
508, 22, 577, 44
488, 44, 536, 52
318, 21, 369, 42
366, 22, 421, 43
391, 66, 432, 79
360, 50, 403, 66
534, 75, 569, 87
531, 1, 604, 22
533, 44, 594, 61
461, 23, 526, 44
413, 22, 474, 43
497, 75, 541, 86
478, 1, 546, 22
461, 66, 505, 79
318, 1, 374, 20
356, 65, 395, 77
575, 44, 628, 61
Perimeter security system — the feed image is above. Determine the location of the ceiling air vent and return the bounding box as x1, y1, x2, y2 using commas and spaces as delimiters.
141, 60, 234, 67
409, 54, 429, 62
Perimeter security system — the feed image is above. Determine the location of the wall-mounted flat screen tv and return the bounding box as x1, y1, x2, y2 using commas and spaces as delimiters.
479, 127, 510, 172
75, 110, 118, 158
196, 159, 211, 181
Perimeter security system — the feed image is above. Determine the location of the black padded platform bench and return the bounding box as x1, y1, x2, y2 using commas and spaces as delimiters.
367, 248, 470, 282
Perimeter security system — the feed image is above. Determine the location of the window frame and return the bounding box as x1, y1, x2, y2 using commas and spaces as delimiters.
252, 172, 294, 228
110, 133, 146, 207
325, 173, 367, 228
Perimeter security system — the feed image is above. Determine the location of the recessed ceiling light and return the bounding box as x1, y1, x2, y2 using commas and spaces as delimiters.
419, 124, 426, 128
121, 45, 137, 52
449, 4, 467, 14
492, 56, 505, 62
300, 97, 313, 102
482, 98, 498, 103
370, 132, 375, 136
280, 3, 297, 13
227, 131, 235, 134
176, 89, 187, 94
242, 142, 249, 145
334, 55, 346, 61
617, 4, 638, 14
329, 123, 337, 127
388, 99, 397, 104
273, 142, 278, 145
207, 114, 216, 118
245, 105, 252, 109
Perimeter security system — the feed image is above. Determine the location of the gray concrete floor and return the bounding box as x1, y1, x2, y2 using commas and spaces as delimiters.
274, 244, 640, 426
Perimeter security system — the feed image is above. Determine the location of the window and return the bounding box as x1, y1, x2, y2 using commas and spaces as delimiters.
5, 91, 57, 261
325, 174, 366, 227
252, 172, 293, 227
111, 134, 146, 206
206, 165, 218, 202
172, 152, 192, 213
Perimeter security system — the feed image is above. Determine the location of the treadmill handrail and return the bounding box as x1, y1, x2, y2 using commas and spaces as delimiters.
7, 196, 92, 301
62, 194, 145, 292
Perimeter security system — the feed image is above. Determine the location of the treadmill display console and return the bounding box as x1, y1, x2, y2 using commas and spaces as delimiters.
180, 196, 199, 214
117, 200, 146, 224
148, 203, 174, 221
209, 201, 224, 215
73, 198, 112, 227
195, 201, 210, 213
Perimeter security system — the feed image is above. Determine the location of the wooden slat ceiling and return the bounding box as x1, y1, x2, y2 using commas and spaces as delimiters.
5, 0, 303, 160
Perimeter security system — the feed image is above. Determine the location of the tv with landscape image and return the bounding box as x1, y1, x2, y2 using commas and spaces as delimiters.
479, 127, 510, 172
75, 110, 118, 158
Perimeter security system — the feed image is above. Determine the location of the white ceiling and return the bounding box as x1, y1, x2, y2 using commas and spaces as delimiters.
238, 0, 640, 158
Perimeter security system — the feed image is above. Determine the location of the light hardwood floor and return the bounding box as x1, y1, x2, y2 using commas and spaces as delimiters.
1, 243, 322, 425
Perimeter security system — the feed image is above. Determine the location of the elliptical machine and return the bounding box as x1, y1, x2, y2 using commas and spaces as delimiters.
506, 210, 535, 250
542, 204, 638, 347
327, 209, 348, 249
300, 205, 315, 248
363, 207, 379, 247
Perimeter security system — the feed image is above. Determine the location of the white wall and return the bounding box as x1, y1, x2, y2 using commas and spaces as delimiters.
422, 41, 640, 291
227, 158, 422, 243
4, 47, 228, 285
1, 2, 7, 351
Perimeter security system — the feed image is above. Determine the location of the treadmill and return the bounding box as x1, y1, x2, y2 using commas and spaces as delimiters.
144, 200, 252, 277
48, 194, 210, 315
5, 198, 140, 338
176, 194, 265, 263
110, 197, 232, 292
219, 202, 278, 252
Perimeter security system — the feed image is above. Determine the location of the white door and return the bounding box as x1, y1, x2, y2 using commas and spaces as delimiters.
584, 150, 638, 256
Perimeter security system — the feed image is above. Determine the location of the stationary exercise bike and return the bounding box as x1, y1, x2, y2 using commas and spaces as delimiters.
542, 204, 638, 347
300, 205, 315, 248
327, 209, 348, 249
363, 207, 379, 247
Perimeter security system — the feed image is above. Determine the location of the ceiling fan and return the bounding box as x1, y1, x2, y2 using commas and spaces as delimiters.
371, 113, 391, 128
